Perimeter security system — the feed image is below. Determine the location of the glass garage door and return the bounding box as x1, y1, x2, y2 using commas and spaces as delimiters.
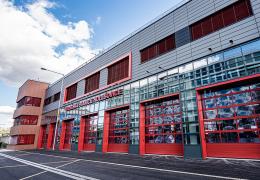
83, 115, 97, 151
202, 83, 260, 158
144, 97, 183, 155
108, 109, 129, 152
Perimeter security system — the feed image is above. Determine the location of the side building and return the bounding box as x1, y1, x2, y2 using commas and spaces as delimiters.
8, 80, 49, 150
37, 0, 259, 159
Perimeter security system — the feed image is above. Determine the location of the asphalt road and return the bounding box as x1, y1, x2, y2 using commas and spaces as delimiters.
0, 149, 259, 180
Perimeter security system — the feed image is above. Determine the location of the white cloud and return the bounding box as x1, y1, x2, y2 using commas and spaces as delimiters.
95, 16, 102, 25
0, 0, 96, 86
0, 106, 15, 128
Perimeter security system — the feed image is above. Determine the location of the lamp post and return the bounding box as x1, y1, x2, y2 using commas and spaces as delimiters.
41, 67, 65, 150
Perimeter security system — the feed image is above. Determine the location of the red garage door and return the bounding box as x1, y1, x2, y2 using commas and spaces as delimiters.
59, 119, 73, 151
79, 114, 98, 152
103, 106, 130, 153
197, 75, 260, 159
140, 93, 184, 156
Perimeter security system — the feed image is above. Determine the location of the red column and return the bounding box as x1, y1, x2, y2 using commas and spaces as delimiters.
78, 117, 86, 152
102, 111, 110, 153
196, 91, 207, 159
37, 126, 44, 149
59, 121, 66, 150
139, 104, 146, 155
47, 123, 55, 150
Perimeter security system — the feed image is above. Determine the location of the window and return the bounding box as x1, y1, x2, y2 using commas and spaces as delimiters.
17, 96, 41, 108
17, 135, 35, 145
53, 92, 60, 102
190, 0, 253, 41
14, 115, 38, 126
85, 72, 100, 93
44, 97, 52, 106
140, 34, 175, 63
107, 57, 129, 85
65, 83, 77, 101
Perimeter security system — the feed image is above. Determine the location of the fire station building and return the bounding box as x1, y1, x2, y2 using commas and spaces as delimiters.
12, 0, 260, 159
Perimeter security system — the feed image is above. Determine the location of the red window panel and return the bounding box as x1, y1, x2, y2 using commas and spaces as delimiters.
158, 39, 166, 55
141, 49, 149, 63
85, 72, 100, 93
84, 115, 98, 145
66, 83, 77, 101
140, 34, 175, 63
64, 121, 73, 145
165, 35, 175, 52
222, 6, 236, 26
234, 0, 253, 21
190, 0, 253, 41
202, 18, 213, 36
107, 56, 129, 85
148, 45, 157, 60
17, 135, 35, 145
191, 22, 203, 41
212, 13, 224, 31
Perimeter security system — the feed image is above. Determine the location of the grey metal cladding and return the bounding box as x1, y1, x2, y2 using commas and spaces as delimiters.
187, 0, 215, 24
154, 12, 175, 41
219, 17, 260, 49
99, 68, 108, 88
43, 100, 59, 113
174, 3, 189, 32
45, 80, 62, 98
50, 0, 260, 108
214, 0, 238, 12
250, 0, 260, 37
175, 27, 191, 48
76, 79, 85, 97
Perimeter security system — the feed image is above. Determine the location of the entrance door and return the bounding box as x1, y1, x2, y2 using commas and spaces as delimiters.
197, 76, 260, 159
141, 95, 183, 155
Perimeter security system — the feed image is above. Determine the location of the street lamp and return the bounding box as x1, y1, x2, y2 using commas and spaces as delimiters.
41, 67, 65, 150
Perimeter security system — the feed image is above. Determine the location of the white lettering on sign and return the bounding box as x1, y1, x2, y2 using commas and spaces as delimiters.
65, 89, 123, 111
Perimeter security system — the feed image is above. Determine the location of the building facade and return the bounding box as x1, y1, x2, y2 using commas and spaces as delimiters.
8, 80, 49, 150
35, 0, 260, 159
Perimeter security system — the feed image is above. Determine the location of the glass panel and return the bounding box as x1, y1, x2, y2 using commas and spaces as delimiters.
241, 40, 260, 55
208, 53, 223, 64
224, 47, 242, 60
194, 59, 207, 69
179, 63, 193, 73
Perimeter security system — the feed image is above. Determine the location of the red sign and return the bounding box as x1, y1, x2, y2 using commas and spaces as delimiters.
65, 89, 123, 111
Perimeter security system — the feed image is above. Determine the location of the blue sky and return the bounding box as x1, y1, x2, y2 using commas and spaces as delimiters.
0, 0, 183, 127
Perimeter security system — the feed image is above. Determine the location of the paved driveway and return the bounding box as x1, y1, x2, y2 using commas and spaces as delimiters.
0, 149, 259, 180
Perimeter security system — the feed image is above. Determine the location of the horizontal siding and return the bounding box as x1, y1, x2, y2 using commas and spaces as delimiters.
43, 0, 260, 108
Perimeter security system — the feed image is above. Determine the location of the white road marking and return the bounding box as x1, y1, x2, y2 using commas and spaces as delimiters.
19, 159, 80, 179
0, 153, 99, 180
0, 164, 28, 169
19, 171, 47, 180
16, 151, 247, 180
208, 157, 260, 162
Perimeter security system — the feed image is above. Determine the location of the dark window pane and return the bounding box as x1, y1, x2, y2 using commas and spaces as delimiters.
191, 23, 203, 40
148, 45, 157, 59
202, 18, 213, 35
234, 0, 252, 21
212, 13, 224, 31
108, 57, 129, 85
222, 6, 236, 26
